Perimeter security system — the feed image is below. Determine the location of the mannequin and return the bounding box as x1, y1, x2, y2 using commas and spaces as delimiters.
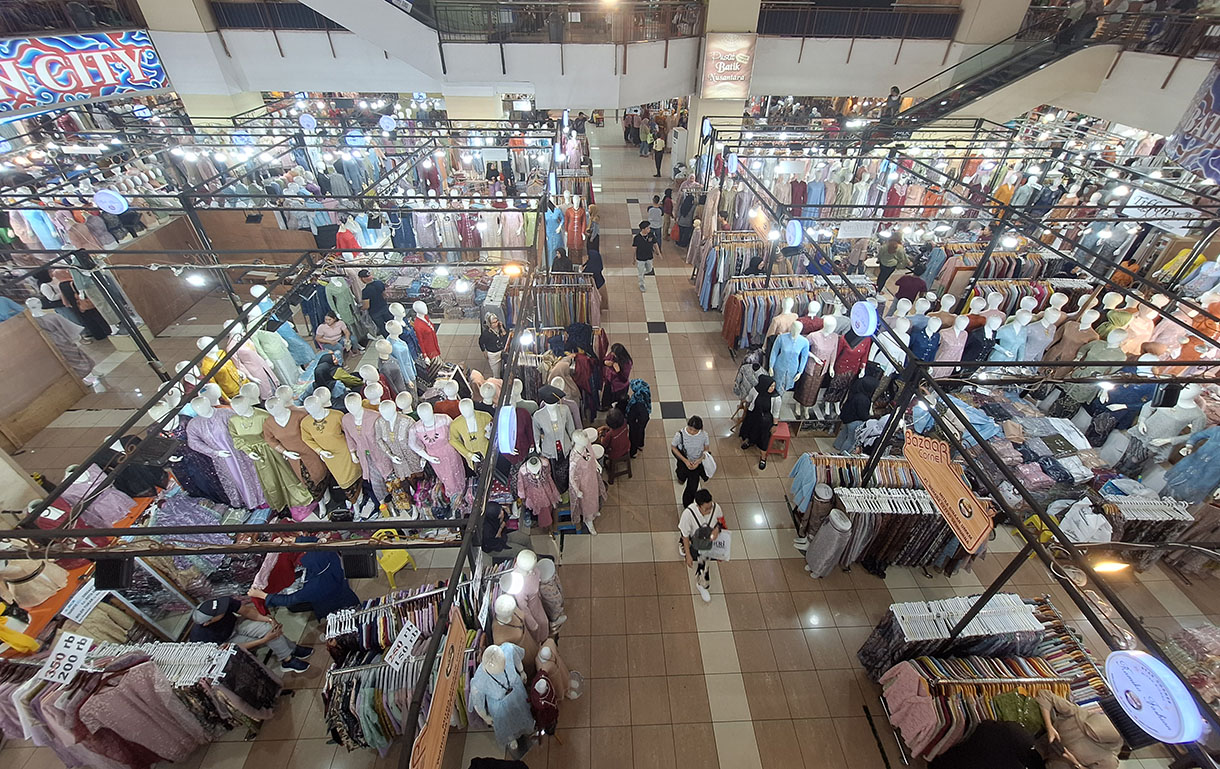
517, 454, 561, 529
536, 639, 575, 699
24, 297, 96, 381
885, 298, 913, 325
1023, 308, 1061, 362
794, 317, 838, 411
238, 382, 262, 404
981, 293, 1006, 324
1044, 309, 1101, 362
450, 398, 493, 469
910, 316, 942, 362
1018, 296, 1039, 316
411, 300, 441, 360
907, 298, 934, 333
568, 429, 605, 534
532, 389, 576, 460
357, 364, 388, 404
228, 395, 313, 512
300, 394, 362, 492
549, 376, 583, 429
1136, 383, 1206, 462
375, 400, 422, 516
384, 320, 418, 385
343, 392, 391, 503
196, 336, 245, 398
501, 551, 550, 645
534, 558, 567, 633
200, 382, 224, 409
770, 321, 812, 391
963, 316, 1002, 361
364, 382, 385, 409
1057, 329, 1129, 413
528, 676, 559, 734
471, 644, 534, 750
227, 326, 279, 400
407, 401, 467, 497
492, 594, 540, 670
766, 297, 800, 338
434, 379, 461, 418
263, 398, 329, 495
931, 316, 969, 377
1120, 306, 1158, 355
477, 381, 499, 414
964, 296, 988, 329
373, 339, 407, 396
930, 294, 958, 327
873, 316, 910, 377
989, 310, 1031, 362
186, 396, 265, 509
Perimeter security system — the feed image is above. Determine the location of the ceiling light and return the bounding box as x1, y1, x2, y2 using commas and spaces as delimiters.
1092, 559, 1130, 573
454, 279, 471, 293
185, 272, 207, 287
1002, 235, 1018, 248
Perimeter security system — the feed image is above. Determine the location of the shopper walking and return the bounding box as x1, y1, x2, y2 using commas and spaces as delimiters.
661, 189, 674, 242
882, 85, 902, 123
358, 269, 393, 336
479, 313, 508, 377
671, 415, 711, 507
647, 196, 663, 234
876, 237, 909, 291
584, 247, 608, 311
679, 489, 727, 603
633, 221, 660, 292
639, 120, 652, 157
601, 342, 633, 409
625, 378, 651, 457
652, 132, 666, 177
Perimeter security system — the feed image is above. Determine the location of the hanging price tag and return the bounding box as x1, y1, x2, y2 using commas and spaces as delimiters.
383, 620, 421, 671
38, 633, 94, 685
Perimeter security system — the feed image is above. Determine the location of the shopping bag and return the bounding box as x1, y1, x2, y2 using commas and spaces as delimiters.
702, 452, 717, 479
670, 222, 680, 241
707, 529, 732, 561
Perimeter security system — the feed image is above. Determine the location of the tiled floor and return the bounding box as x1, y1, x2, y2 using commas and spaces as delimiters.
3, 123, 1215, 769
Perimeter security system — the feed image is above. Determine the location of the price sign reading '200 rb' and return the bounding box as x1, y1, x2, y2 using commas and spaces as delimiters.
903, 430, 994, 553
38, 632, 94, 685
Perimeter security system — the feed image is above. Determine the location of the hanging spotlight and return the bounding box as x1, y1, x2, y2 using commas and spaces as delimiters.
749, 207, 760, 218
519, 329, 535, 347
503, 264, 522, 277
1106, 169, 1120, 178
422, 158, 433, 169
1002, 235, 1019, 249
213, 151, 227, 162
184, 152, 198, 162
460, 153, 473, 164
767, 229, 780, 241
950, 205, 964, 215
435, 265, 449, 276
1112, 185, 1130, 197
185, 272, 208, 287
1150, 170, 1163, 179
359, 100, 369, 109
322, 152, 334, 162
454, 279, 471, 293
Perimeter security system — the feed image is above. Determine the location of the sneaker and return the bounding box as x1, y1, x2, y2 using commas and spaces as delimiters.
291, 644, 314, 660
696, 584, 712, 603
281, 657, 310, 673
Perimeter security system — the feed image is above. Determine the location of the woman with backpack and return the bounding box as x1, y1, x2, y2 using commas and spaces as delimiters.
678, 489, 727, 603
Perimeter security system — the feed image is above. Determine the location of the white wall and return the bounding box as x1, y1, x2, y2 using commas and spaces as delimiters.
152, 29, 699, 109
1054, 52, 1213, 136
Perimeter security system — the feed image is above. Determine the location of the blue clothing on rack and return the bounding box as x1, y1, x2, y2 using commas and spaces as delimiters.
22, 209, 63, 249
909, 328, 940, 361
544, 207, 565, 268
388, 211, 416, 249
804, 181, 826, 219
1163, 425, 1220, 504
922, 247, 949, 284
789, 453, 817, 512
0, 295, 22, 322
341, 157, 369, 193
769, 333, 811, 391
298, 284, 332, 333
913, 395, 1000, 447
398, 322, 422, 359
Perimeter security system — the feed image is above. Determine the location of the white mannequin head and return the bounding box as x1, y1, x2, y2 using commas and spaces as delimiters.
266, 397, 289, 420
239, 382, 261, 402
968, 296, 987, 314
24, 297, 44, 316
986, 293, 1003, 311
1048, 293, 1069, 311
913, 298, 932, 316
892, 317, 911, 336
329, 276, 345, 289
441, 380, 459, 400
274, 385, 293, 406
196, 336, 214, 353
344, 392, 363, 415
389, 301, 406, 320
1018, 296, 1038, 314
231, 395, 255, 417
1042, 308, 1063, 327
1102, 292, 1124, 310
984, 316, 1002, 334
365, 383, 384, 405
1079, 309, 1102, 330
535, 557, 556, 582
313, 387, 331, 403
1014, 310, 1033, 327
480, 645, 507, 675
807, 300, 822, 318
375, 339, 392, 359
190, 395, 213, 418
201, 383, 223, 406
572, 429, 590, 450
412, 300, 429, 318
1104, 328, 1128, 348
789, 321, 802, 338
416, 401, 435, 425
386, 319, 404, 339
925, 316, 943, 335
939, 294, 956, 313
821, 316, 838, 335
358, 364, 378, 385
458, 397, 476, 419
396, 391, 414, 413
493, 594, 517, 624
514, 549, 537, 574
250, 284, 268, 301
892, 298, 912, 318
953, 316, 969, 333
480, 382, 497, 405
782, 296, 795, 315
1178, 383, 1204, 408
511, 379, 525, 403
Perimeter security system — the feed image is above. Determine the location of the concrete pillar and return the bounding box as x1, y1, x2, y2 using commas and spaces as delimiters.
685, 0, 763, 158
954, 0, 1033, 45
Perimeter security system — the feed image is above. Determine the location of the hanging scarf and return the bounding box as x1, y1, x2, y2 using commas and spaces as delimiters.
627, 379, 651, 415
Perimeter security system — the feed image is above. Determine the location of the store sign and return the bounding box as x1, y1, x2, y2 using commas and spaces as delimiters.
408, 607, 467, 769
1105, 650, 1205, 743
0, 31, 168, 117
700, 33, 756, 100
383, 619, 421, 670
837, 220, 879, 240
903, 429, 993, 553
1121, 188, 1191, 237
60, 579, 109, 623
1167, 64, 1220, 184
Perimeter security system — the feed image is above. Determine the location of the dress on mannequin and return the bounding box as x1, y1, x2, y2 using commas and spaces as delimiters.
1162, 425, 1220, 503
375, 414, 426, 477
962, 328, 997, 361
343, 410, 392, 498
909, 328, 940, 361
988, 323, 1027, 362
229, 409, 313, 510
1023, 323, 1056, 362
413, 315, 441, 359
517, 460, 562, 527
564, 206, 586, 254
410, 414, 467, 497
166, 418, 232, 503
200, 353, 246, 399
532, 407, 575, 459
300, 409, 363, 489
568, 443, 604, 526
187, 411, 266, 508
228, 341, 279, 399
931, 327, 968, 377
450, 410, 493, 468
826, 334, 872, 401
1044, 324, 1098, 362
471, 644, 534, 748
769, 332, 811, 391
544, 206, 565, 268
261, 407, 329, 491
513, 568, 550, 646
253, 328, 301, 387
793, 331, 838, 406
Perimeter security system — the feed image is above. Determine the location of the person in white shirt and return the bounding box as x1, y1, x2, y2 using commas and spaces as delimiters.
678, 489, 726, 603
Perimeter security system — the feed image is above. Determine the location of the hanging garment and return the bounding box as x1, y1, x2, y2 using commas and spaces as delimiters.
300, 409, 363, 489
31, 311, 93, 378
187, 409, 266, 509
325, 281, 360, 330
564, 206, 587, 254
409, 415, 467, 497
166, 418, 232, 504
1163, 425, 1220, 504
342, 410, 392, 499
253, 328, 301, 386
769, 332, 811, 391
413, 211, 440, 249
228, 409, 313, 511
261, 407, 329, 490
931, 328, 968, 377
298, 283, 332, 334
543, 206, 565, 268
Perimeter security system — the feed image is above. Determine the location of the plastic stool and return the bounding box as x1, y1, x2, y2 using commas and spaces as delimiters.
766, 422, 792, 459
371, 529, 417, 588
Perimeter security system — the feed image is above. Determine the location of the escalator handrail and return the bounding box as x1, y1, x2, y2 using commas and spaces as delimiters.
898, 18, 1059, 99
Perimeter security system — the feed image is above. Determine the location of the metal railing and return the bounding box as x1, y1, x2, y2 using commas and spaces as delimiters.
756, 3, 961, 40
1022, 3, 1220, 59
209, 0, 344, 31
0, 0, 145, 36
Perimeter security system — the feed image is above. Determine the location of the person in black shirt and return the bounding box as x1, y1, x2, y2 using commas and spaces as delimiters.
479, 313, 509, 376
633, 221, 659, 292
188, 596, 313, 672
552, 247, 574, 273
584, 248, 607, 310
481, 503, 534, 561
572, 112, 588, 135
833, 372, 879, 452
358, 269, 392, 335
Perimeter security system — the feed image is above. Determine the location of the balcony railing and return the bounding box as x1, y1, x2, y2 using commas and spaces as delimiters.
0, 0, 145, 37
209, 0, 344, 31
1021, 3, 1220, 60
756, 3, 961, 40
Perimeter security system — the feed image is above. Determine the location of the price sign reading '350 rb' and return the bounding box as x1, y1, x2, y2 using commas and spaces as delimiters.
903, 430, 994, 553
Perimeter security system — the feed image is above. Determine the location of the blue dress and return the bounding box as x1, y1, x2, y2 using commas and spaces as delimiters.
769, 333, 810, 391
544, 207, 565, 267
277, 323, 316, 366
1163, 425, 1220, 504
988, 322, 1028, 362
471, 643, 535, 747
389, 337, 417, 385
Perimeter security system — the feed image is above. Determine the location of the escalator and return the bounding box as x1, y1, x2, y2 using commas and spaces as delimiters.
887, 15, 1103, 128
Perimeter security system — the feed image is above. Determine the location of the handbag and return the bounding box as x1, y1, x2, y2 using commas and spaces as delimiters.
702, 452, 717, 479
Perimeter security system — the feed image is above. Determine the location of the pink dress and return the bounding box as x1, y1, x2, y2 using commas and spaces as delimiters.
501, 211, 525, 248
794, 331, 839, 407
516, 570, 550, 646
517, 459, 561, 527
568, 446, 605, 525
931, 328, 968, 377
408, 414, 467, 497
342, 410, 392, 498
229, 341, 279, 399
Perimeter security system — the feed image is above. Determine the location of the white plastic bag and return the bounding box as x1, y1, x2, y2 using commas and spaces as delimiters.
707, 529, 732, 561
702, 452, 717, 479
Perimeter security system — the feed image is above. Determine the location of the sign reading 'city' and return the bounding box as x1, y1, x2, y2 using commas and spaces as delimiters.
0, 30, 169, 115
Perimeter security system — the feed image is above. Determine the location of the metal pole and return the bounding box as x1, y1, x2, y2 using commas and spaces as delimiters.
178, 192, 242, 314
947, 542, 1034, 640
860, 364, 918, 485
85, 258, 170, 383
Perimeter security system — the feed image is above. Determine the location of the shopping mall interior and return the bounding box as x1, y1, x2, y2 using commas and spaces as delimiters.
4, 0, 1220, 768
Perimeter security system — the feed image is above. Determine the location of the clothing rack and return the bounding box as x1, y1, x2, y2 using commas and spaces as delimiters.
926, 247, 1064, 296
1028, 595, 1111, 708
1100, 496, 1194, 570
720, 286, 822, 350
86, 640, 236, 685
521, 279, 601, 328
697, 230, 767, 310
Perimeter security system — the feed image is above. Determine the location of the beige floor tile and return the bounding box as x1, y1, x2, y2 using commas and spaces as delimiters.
698, 630, 742, 674
619, 532, 655, 562
712, 720, 763, 769
704, 673, 753, 722
692, 593, 733, 631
